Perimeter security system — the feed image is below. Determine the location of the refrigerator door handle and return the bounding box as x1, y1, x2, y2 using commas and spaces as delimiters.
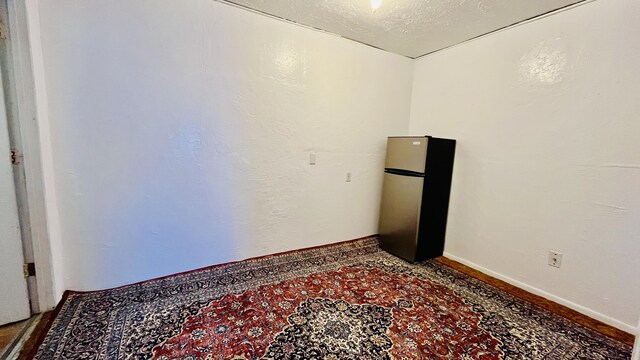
385, 168, 425, 177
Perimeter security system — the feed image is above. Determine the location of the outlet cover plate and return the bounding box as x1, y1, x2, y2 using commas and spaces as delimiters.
548, 251, 563, 268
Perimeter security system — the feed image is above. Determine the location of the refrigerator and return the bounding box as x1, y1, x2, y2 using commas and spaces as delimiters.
378, 136, 456, 262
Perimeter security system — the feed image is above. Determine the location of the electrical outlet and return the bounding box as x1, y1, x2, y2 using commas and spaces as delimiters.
346, 172, 352, 182
548, 251, 562, 268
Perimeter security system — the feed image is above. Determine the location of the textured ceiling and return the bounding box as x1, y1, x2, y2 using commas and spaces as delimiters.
222, 0, 584, 58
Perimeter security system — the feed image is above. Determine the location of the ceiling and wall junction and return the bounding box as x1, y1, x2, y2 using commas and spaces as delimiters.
222, 0, 586, 58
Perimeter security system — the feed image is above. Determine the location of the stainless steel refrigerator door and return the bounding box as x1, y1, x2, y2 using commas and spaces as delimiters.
384, 137, 428, 173
378, 172, 424, 262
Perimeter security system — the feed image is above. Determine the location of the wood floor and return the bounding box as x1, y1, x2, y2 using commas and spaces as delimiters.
11, 256, 635, 359
0, 319, 29, 357
9, 313, 51, 360
435, 257, 635, 346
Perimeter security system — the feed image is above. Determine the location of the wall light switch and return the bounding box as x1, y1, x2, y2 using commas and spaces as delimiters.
309, 153, 316, 165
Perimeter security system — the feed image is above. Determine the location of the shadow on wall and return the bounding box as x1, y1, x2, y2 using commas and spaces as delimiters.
81, 109, 244, 288
56, 27, 249, 288
114, 122, 239, 285
50, 2, 264, 290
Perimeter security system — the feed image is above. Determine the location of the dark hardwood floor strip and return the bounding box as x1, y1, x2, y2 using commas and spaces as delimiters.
0, 319, 28, 357
16, 312, 52, 360
435, 256, 636, 346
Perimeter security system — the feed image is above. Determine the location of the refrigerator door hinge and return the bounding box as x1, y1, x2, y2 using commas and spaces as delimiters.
23, 263, 36, 278
10, 148, 21, 165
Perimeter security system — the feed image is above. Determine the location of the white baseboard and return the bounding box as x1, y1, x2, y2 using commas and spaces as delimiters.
443, 252, 638, 335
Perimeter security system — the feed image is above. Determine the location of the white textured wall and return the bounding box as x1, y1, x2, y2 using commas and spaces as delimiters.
633, 318, 640, 360
25, 0, 66, 303
35, 0, 413, 291
409, 0, 640, 331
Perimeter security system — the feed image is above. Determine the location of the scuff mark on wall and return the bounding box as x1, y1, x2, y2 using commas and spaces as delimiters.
599, 164, 640, 170
591, 202, 627, 211
169, 124, 204, 160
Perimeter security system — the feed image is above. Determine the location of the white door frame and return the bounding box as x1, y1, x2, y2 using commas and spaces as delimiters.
2, 0, 57, 312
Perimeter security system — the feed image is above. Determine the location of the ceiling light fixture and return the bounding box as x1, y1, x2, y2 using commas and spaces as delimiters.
371, 0, 383, 11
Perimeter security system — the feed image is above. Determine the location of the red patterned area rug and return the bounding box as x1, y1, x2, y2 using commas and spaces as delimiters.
32, 237, 631, 359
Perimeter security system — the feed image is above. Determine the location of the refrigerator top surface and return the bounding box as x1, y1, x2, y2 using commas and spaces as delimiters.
387, 135, 429, 139
384, 137, 428, 173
